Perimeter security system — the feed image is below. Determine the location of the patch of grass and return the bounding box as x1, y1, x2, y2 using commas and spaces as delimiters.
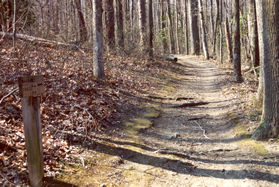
239, 139, 269, 156
132, 118, 152, 125
227, 110, 242, 125
234, 123, 251, 138
139, 102, 161, 110
123, 118, 153, 135
159, 84, 176, 97
143, 108, 160, 118
227, 110, 236, 119
122, 167, 154, 186
57, 153, 117, 186
249, 112, 260, 121
235, 125, 247, 136
233, 117, 240, 124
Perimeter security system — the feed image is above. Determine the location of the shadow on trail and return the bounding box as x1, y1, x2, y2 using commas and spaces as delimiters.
64, 133, 279, 184
44, 177, 77, 187
145, 131, 248, 144
186, 156, 279, 167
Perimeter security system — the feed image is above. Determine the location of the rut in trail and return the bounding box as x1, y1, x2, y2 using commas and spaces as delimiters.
58, 56, 279, 187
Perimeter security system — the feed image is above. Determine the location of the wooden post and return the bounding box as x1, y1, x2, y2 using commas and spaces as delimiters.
18, 75, 44, 187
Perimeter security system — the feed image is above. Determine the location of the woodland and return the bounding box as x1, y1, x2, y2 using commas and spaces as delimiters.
0, 0, 279, 186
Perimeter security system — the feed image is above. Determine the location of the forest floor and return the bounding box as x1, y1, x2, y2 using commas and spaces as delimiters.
54, 56, 279, 186
0, 40, 279, 186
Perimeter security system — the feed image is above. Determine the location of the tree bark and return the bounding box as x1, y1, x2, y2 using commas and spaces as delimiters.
219, 0, 223, 63
116, 0, 124, 49
74, 0, 88, 43
248, 0, 259, 69
233, 0, 242, 82
198, 0, 209, 59
148, 0, 153, 57
184, 0, 189, 54
92, 0, 105, 79
177, 0, 183, 53
138, 0, 146, 50
209, 0, 214, 49
0, 0, 13, 32
167, 0, 176, 54
105, 0, 115, 52
161, 1, 168, 53
224, 15, 233, 63
174, 0, 179, 53
12, 0, 16, 49
252, 0, 279, 140
212, 0, 219, 57
188, 0, 200, 55
255, 0, 264, 105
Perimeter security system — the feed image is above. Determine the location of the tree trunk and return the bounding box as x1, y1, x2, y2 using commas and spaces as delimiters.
224, 15, 233, 63
117, 0, 124, 49
161, 1, 168, 53
149, 0, 153, 57
105, 0, 115, 52
209, 0, 214, 49
167, 0, 176, 54
233, 0, 242, 82
74, 0, 88, 43
188, 0, 200, 55
174, 0, 179, 53
212, 0, 219, 57
0, 0, 13, 32
219, 0, 223, 63
92, 0, 105, 79
53, 0, 60, 34
157, 0, 162, 32
138, 0, 146, 50
252, 0, 279, 140
184, 0, 189, 54
198, 0, 209, 59
12, 0, 16, 49
248, 0, 259, 70
255, 0, 264, 105
177, 0, 183, 53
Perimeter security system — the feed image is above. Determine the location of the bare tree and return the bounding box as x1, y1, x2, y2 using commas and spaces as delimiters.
188, 0, 200, 55
233, 0, 242, 82
12, 0, 16, 49
248, 0, 259, 70
149, 0, 153, 57
105, 0, 115, 52
161, 0, 168, 53
184, 0, 189, 54
138, 0, 146, 50
74, 0, 88, 43
92, 0, 105, 79
252, 0, 279, 140
198, 0, 209, 59
212, 0, 219, 56
116, 0, 124, 49
219, 0, 223, 63
167, 0, 176, 54
224, 3, 233, 63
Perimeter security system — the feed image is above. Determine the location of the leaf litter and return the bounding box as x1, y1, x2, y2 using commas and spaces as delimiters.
0, 39, 165, 185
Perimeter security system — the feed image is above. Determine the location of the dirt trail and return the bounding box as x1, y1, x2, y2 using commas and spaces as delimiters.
58, 56, 279, 187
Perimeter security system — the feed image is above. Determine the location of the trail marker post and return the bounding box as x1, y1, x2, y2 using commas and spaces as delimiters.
18, 75, 44, 187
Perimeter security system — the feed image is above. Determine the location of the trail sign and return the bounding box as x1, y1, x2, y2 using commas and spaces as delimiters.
18, 75, 44, 187
18, 75, 44, 98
